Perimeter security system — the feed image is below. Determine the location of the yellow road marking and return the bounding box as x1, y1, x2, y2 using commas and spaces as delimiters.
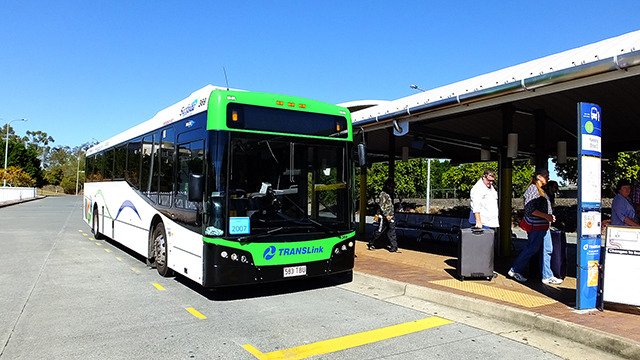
153, 283, 165, 290
130, 267, 140, 274
78, 230, 83, 232
243, 317, 452, 360
186, 307, 206, 319
95, 242, 101, 246
82, 233, 88, 236
89, 238, 94, 240
430, 279, 557, 308
116, 257, 122, 262
104, 249, 111, 253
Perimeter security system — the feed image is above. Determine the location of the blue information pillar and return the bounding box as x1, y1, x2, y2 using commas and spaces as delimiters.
576, 103, 602, 310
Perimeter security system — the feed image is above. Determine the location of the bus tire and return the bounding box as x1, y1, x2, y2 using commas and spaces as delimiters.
92, 208, 103, 239
152, 223, 173, 277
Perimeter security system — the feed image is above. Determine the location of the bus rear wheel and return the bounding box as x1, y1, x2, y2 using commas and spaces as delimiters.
153, 223, 173, 277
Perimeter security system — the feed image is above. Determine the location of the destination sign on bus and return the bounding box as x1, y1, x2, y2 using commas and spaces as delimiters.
227, 103, 348, 138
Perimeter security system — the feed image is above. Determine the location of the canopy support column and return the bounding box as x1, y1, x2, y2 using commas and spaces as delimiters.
499, 104, 515, 257
388, 129, 396, 203
359, 170, 367, 235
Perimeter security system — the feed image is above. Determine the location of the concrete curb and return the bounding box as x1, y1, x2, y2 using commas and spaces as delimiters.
353, 271, 640, 359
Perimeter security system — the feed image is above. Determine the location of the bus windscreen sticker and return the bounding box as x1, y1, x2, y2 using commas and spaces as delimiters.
229, 217, 250, 235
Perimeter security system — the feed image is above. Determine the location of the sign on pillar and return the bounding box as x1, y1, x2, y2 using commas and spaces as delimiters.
576, 102, 602, 310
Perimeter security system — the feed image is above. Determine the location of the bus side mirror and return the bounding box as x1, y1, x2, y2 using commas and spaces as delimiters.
357, 143, 367, 168
188, 174, 204, 202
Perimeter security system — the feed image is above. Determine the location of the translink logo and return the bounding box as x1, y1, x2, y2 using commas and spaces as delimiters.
262, 245, 324, 260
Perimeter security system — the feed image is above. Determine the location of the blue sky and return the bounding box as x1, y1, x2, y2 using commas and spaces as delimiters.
1, 1, 638, 152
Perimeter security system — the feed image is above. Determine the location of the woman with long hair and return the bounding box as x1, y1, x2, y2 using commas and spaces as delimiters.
508, 169, 555, 283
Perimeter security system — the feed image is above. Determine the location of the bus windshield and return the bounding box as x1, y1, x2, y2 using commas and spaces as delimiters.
206, 132, 351, 239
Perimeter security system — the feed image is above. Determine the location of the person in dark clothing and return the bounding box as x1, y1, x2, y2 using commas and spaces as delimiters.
368, 178, 400, 253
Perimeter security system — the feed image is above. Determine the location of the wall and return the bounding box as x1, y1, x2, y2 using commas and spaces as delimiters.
0, 187, 37, 204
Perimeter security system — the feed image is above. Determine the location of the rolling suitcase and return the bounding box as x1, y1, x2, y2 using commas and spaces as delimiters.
550, 229, 567, 279
458, 228, 496, 281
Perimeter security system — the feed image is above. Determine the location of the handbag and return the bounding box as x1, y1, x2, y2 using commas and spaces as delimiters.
519, 217, 533, 232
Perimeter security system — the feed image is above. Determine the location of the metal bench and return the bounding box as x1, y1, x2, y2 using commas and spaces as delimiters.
394, 212, 471, 243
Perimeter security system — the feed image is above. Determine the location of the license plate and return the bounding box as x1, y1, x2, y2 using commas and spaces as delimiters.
283, 265, 307, 278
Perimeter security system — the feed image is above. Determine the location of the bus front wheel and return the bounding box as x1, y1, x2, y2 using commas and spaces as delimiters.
92, 208, 103, 239
153, 223, 173, 277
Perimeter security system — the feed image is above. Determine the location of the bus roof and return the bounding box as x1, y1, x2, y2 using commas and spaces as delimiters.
87, 85, 229, 156
86, 85, 351, 156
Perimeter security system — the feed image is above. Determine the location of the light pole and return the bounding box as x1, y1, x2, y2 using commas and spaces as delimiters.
409, 84, 432, 213
426, 158, 431, 214
3, 118, 27, 187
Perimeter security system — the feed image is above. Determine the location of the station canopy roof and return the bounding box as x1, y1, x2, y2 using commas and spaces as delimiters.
344, 30, 640, 165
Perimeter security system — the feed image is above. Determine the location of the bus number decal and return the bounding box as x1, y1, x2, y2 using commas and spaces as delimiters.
229, 217, 250, 235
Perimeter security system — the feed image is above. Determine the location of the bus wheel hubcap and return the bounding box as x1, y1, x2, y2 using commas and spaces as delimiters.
155, 234, 166, 266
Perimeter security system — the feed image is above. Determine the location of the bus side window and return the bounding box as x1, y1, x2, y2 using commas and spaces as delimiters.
86, 155, 95, 182
126, 140, 141, 189
175, 140, 204, 210
105, 149, 114, 181
114, 145, 126, 180
158, 128, 175, 207
141, 134, 158, 202
95, 153, 103, 182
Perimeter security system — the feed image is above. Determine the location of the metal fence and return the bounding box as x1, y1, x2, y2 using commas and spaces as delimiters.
430, 188, 458, 199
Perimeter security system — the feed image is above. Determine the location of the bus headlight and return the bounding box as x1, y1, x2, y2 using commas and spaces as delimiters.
331, 239, 355, 258
215, 245, 254, 266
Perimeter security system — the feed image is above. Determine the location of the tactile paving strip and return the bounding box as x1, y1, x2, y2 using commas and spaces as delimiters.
430, 279, 557, 308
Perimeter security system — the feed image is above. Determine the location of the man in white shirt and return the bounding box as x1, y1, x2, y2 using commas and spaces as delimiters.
469, 169, 499, 229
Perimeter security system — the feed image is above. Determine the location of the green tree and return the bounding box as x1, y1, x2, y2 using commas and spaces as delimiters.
22, 130, 55, 169
601, 152, 640, 196
0, 166, 36, 187
511, 160, 535, 197
0, 138, 43, 185
366, 162, 390, 200
0, 124, 22, 142
553, 151, 640, 196
44, 166, 65, 185
552, 158, 578, 185
47, 146, 74, 169
441, 163, 497, 198
440, 161, 534, 198
42, 143, 91, 194
59, 176, 78, 194
365, 158, 451, 200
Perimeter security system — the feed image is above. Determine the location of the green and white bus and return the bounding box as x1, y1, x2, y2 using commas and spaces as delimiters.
84, 85, 356, 287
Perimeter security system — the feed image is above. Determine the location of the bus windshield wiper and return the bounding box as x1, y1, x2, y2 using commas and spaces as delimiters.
238, 227, 285, 245
302, 218, 338, 237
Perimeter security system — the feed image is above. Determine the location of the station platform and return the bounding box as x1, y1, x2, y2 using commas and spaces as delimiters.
352, 225, 640, 358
